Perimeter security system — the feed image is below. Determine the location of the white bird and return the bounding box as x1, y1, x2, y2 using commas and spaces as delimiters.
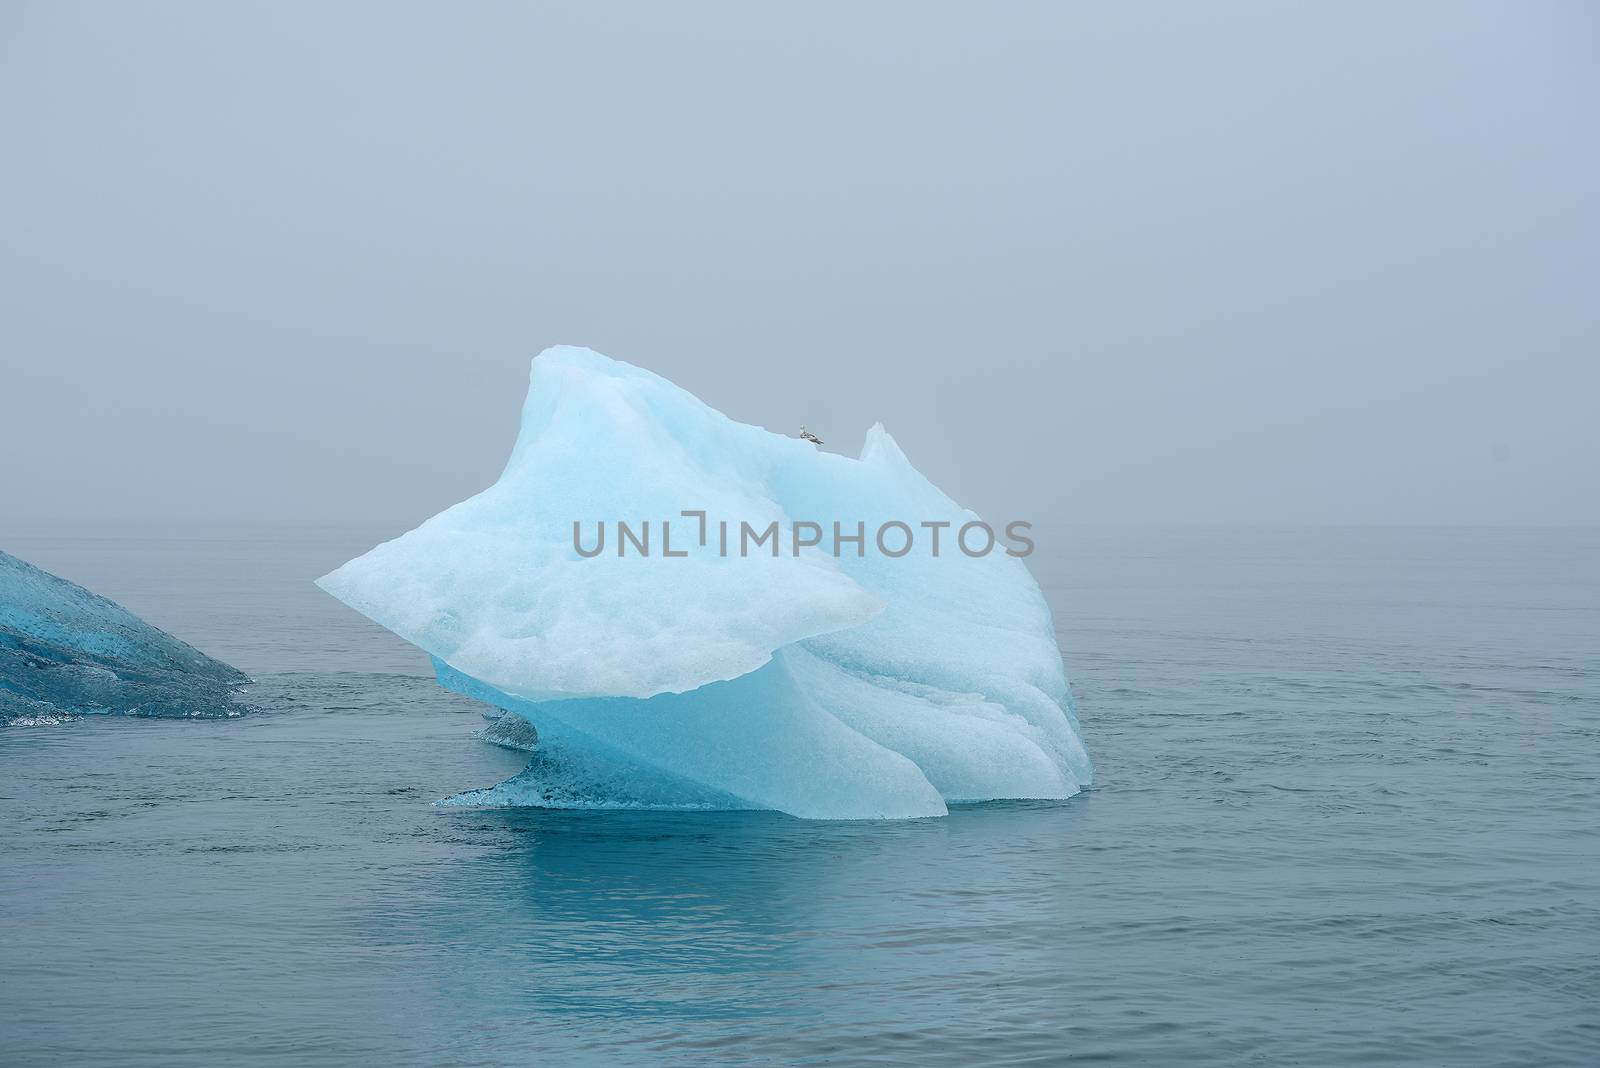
799, 425, 824, 446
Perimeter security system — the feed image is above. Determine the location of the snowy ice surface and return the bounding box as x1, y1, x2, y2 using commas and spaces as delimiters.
0, 550, 248, 724
318, 346, 1091, 819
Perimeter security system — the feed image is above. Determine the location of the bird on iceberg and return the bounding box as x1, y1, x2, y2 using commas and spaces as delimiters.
799, 425, 824, 446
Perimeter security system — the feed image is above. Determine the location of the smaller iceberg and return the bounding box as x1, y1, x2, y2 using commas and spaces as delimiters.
0, 550, 249, 724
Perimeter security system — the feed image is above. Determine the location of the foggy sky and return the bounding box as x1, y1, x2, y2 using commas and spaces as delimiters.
2, 1, 1596, 529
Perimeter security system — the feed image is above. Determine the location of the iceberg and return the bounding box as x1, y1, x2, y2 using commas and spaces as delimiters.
318, 346, 1091, 819
1, 550, 249, 724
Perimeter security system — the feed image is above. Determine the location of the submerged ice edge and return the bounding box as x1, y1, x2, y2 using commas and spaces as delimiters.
320, 345, 1091, 819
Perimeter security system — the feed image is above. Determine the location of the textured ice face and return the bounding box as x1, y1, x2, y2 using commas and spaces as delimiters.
0, 550, 248, 724
320, 348, 881, 702
318, 346, 1091, 818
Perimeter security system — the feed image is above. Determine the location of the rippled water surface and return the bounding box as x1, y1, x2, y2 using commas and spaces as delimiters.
2, 524, 1597, 1066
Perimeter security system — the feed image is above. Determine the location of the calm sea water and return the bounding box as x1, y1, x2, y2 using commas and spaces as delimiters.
2, 524, 1596, 1066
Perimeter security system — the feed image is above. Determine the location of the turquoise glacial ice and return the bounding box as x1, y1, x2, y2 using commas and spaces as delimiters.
1, 550, 248, 724
317, 346, 1091, 818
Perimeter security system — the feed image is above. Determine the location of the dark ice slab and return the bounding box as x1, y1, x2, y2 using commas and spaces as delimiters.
1, 549, 248, 724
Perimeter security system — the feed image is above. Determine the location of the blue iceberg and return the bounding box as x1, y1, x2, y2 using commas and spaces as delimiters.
0, 550, 249, 724
318, 347, 1091, 818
